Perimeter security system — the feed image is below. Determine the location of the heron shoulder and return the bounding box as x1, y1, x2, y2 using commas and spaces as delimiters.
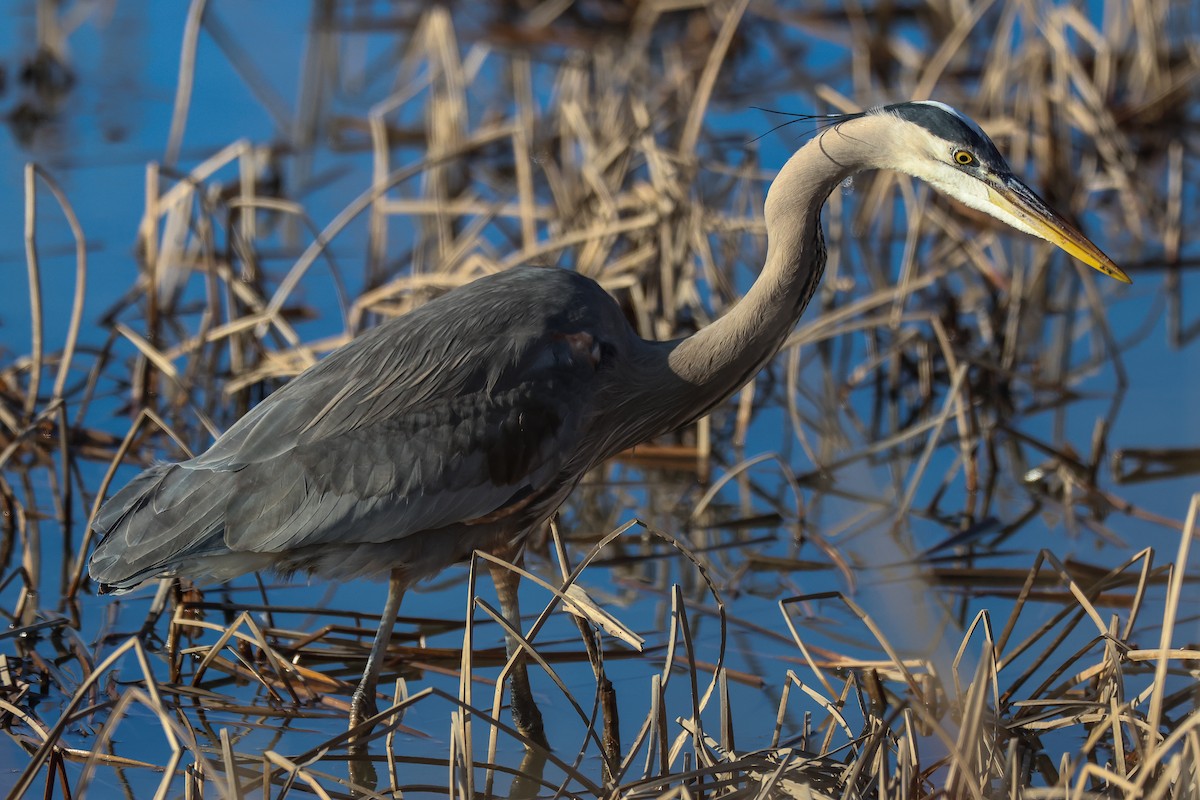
190, 267, 626, 470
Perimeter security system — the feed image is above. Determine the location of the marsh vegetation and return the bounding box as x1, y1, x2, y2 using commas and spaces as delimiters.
1, 0, 1198, 797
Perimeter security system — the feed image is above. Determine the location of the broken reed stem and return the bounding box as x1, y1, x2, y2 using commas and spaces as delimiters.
165, 0, 207, 168
22, 165, 43, 420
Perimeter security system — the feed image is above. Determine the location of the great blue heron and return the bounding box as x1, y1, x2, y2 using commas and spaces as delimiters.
89, 101, 1128, 747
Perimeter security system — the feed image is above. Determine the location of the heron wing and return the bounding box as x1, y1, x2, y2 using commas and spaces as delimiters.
221, 356, 593, 552
91, 268, 622, 582
89, 461, 238, 587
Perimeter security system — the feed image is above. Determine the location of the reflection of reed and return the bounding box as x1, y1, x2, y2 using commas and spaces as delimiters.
2, 0, 1197, 796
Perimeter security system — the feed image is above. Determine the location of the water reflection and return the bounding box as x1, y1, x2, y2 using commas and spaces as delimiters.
7, 50, 74, 147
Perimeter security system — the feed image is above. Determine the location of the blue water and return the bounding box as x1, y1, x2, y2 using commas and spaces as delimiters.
1, 2, 1197, 796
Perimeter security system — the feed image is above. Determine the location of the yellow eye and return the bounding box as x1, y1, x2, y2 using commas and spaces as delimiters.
954, 150, 975, 166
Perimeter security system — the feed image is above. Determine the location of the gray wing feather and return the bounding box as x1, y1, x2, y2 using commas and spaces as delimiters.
89, 267, 622, 587
90, 462, 231, 586
221, 378, 580, 552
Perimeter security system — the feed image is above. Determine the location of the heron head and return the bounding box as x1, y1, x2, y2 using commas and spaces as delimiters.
868, 101, 1130, 283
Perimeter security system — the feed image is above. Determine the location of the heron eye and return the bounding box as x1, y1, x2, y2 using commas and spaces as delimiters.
954, 150, 975, 166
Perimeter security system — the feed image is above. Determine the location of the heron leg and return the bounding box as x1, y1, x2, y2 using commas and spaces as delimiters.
349, 568, 405, 734
487, 558, 548, 748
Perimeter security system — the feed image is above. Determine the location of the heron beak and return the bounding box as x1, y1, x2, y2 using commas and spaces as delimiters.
987, 176, 1131, 284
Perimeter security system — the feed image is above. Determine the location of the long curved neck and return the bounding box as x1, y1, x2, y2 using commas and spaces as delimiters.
640, 116, 882, 432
